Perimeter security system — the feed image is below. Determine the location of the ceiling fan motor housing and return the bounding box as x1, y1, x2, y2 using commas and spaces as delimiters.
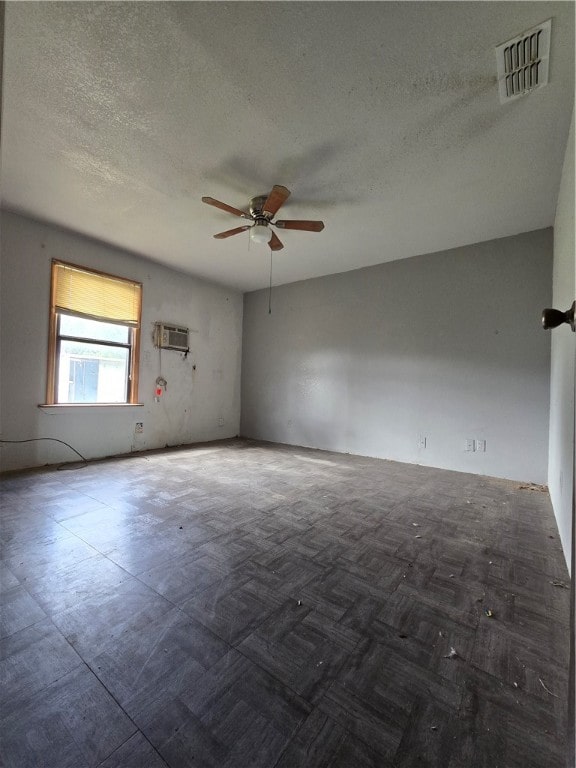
249, 196, 272, 220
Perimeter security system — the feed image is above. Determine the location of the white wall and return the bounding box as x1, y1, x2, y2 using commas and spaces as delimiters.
242, 230, 552, 484
0, 211, 243, 470
548, 109, 575, 569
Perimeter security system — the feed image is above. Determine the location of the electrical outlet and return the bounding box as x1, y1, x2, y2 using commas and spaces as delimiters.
465, 439, 475, 452
135, 422, 143, 434
418, 435, 427, 449
475, 439, 486, 452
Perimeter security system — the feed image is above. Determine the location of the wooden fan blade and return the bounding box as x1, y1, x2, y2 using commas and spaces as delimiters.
268, 231, 284, 251
274, 220, 325, 232
262, 185, 291, 217
213, 226, 251, 239
202, 196, 249, 218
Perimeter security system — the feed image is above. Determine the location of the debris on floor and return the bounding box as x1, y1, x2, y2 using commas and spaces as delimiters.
296, 599, 302, 606
484, 608, 494, 618
549, 580, 568, 589
415, 535, 422, 539
430, 726, 438, 731
538, 678, 559, 698
444, 647, 458, 659
517, 483, 548, 492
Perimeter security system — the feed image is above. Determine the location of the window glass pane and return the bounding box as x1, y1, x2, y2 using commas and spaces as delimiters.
60, 314, 130, 343
58, 340, 129, 403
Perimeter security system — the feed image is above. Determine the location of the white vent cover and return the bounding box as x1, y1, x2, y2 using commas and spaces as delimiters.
496, 19, 551, 103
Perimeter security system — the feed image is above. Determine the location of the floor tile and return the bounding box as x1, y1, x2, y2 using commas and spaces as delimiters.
142, 650, 311, 768
51, 578, 175, 660
180, 571, 287, 645
299, 566, 382, 622
0, 618, 82, 710
138, 551, 229, 605
97, 732, 169, 768
5, 533, 99, 583
239, 601, 360, 703
24, 555, 132, 616
242, 547, 326, 596
44, 495, 112, 523
320, 638, 461, 761
0, 563, 20, 593
90, 607, 229, 722
101, 530, 194, 576
58, 506, 164, 550
0, 514, 73, 549
446, 667, 565, 768
275, 708, 393, 767
0, 666, 136, 768
0, 585, 47, 639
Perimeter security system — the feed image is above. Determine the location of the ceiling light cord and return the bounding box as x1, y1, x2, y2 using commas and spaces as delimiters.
268, 249, 273, 315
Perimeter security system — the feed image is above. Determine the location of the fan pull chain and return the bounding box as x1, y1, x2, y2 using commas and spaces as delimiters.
268, 248, 273, 315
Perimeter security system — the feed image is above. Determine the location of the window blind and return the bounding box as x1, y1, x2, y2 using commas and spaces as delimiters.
52, 261, 141, 326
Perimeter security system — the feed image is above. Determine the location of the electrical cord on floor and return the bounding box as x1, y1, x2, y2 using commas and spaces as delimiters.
0, 438, 88, 470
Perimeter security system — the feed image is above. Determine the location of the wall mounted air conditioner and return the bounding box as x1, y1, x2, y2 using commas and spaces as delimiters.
154, 323, 189, 351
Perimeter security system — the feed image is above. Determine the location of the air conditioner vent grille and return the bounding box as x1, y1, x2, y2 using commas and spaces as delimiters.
154, 323, 189, 351
496, 19, 551, 103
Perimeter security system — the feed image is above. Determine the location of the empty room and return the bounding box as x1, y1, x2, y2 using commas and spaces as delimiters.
1, 2, 575, 767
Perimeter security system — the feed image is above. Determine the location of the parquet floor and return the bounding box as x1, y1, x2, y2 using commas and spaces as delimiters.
0, 439, 570, 767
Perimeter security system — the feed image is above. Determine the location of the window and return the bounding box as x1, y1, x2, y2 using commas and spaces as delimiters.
47, 261, 142, 404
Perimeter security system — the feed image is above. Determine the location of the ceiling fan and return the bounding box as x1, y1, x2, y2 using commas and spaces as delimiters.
201, 185, 324, 251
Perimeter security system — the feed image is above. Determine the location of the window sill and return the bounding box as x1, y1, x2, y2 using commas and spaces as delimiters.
38, 403, 144, 409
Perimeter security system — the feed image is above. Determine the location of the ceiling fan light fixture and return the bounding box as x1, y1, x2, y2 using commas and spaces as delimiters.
250, 221, 271, 246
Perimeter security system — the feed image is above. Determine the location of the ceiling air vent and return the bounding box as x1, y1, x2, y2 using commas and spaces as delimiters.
495, 19, 551, 103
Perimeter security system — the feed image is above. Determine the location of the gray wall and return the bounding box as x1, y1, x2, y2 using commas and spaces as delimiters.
242, 230, 552, 484
548, 109, 575, 569
0, 211, 243, 471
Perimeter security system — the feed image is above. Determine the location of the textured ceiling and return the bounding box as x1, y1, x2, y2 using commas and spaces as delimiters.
2, 2, 574, 291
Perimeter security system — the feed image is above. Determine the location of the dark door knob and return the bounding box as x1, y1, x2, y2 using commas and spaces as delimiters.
542, 301, 575, 331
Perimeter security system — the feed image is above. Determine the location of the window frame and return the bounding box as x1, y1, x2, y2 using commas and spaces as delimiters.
46, 261, 142, 405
